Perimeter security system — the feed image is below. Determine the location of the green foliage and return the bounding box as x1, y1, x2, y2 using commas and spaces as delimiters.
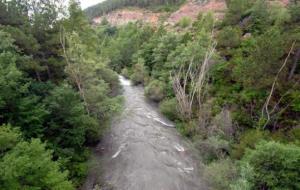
145, 80, 166, 102
232, 129, 268, 159
176, 121, 198, 138
230, 163, 254, 190
103, 23, 153, 72
196, 136, 230, 163
130, 61, 148, 85
44, 84, 98, 149
204, 159, 238, 190
0, 124, 21, 154
0, 139, 74, 190
176, 16, 192, 28
0, 0, 122, 187
121, 67, 131, 79
217, 26, 242, 49
85, 0, 185, 20
159, 98, 180, 121
241, 141, 300, 190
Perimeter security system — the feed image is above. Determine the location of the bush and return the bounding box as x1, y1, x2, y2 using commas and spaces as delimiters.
159, 98, 180, 121
217, 26, 242, 49
0, 124, 21, 154
196, 136, 230, 163
130, 60, 148, 85
121, 67, 130, 79
176, 17, 192, 28
230, 163, 254, 190
241, 141, 300, 190
232, 129, 268, 159
0, 139, 74, 190
203, 159, 238, 190
144, 80, 166, 102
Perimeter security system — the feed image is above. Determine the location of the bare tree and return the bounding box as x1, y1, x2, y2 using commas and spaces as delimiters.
172, 38, 216, 120
261, 41, 296, 129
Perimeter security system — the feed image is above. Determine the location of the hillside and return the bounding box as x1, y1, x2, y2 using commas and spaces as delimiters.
92, 0, 227, 26
89, 0, 289, 26
85, 0, 185, 20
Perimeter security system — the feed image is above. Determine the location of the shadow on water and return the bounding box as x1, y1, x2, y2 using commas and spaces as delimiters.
81, 76, 208, 190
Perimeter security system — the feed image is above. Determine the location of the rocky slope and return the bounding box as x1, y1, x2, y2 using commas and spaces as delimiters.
92, 0, 290, 26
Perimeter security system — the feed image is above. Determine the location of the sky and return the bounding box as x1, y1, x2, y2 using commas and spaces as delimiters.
78, 0, 104, 9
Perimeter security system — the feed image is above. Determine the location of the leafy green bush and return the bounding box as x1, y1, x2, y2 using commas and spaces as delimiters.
232, 129, 268, 159
217, 26, 242, 49
121, 67, 130, 79
0, 124, 21, 154
159, 98, 180, 121
203, 159, 238, 190
0, 139, 74, 190
177, 17, 192, 28
241, 141, 300, 190
144, 80, 166, 102
196, 136, 230, 163
130, 61, 148, 85
230, 163, 254, 190
176, 121, 198, 138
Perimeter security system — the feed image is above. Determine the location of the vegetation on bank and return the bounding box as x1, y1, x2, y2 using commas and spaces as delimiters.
0, 0, 121, 188
84, 0, 186, 20
96, 0, 300, 189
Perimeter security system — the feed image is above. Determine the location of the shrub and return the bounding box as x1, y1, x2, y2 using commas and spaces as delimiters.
217, 26, 242, 49
177, 16, 192, 28
0, 139, 73, 190
232, 129, 268, 159
144, 80, 166, 102
230, 163, 254, 190
0, 124, 21, 154
241, 141, 300, 190
176, 121, 198, 138
203, 159, 238, 190
159, 98, 180, 121
210, 109, 235, 140
121, 67, 130, 79
130, 60, 147, 85
196, 136, 230, 163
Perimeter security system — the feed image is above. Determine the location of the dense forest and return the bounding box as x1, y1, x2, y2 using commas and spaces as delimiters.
84, 0, 185, 20
0, 0, 121, 189
93, 0, 300, 189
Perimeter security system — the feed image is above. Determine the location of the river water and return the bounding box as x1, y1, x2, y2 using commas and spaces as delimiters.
82, 76, 207, 190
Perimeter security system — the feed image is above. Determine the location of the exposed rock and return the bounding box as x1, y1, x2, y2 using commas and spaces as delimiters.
93, 8, 162, 26
92, 0, 291, 26
167, 0, 226, 25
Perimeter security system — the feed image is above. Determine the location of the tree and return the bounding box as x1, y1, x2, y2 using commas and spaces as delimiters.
43, 84, 98, 150
240, 141, 300, 190
0, 139, 74, 190
0, 124, 21, 155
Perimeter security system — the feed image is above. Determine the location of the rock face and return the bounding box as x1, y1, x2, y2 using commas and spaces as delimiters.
167, 0, 226, 25
92, 0, 291, 26
92, 0, 226, 26
93, 9, 162, 25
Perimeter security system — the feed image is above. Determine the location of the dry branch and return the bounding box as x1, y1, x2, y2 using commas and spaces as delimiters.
261, 41, 296, 129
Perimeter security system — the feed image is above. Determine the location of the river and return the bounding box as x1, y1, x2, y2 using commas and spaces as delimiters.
82, 76, 207, 190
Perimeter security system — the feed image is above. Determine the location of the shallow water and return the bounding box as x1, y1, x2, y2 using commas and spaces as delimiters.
82, 76, 207, 190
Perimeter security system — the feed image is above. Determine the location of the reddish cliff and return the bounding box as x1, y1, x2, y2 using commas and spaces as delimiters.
92, 0, 291, 26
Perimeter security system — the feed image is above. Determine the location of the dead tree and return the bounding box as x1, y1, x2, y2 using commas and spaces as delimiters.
172, 39, 216, 120
261, 41, 296, 129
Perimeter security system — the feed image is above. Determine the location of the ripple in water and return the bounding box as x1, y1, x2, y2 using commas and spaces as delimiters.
119, 75, 131, 86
